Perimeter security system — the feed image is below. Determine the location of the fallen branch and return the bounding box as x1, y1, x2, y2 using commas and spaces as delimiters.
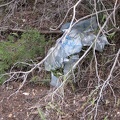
0, 27, 62, 34
0, 0, 15, 8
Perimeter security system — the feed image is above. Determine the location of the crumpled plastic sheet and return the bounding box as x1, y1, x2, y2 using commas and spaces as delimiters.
44, 16, 109, 87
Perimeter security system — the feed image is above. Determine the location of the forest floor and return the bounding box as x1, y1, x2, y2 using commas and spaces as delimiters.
0, 78, 120, 120
0, 1, 120, 120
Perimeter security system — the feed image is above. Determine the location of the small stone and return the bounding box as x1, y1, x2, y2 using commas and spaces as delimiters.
32, 89, 36, 95
8, 113, 12, 118
117, 111, 120, 115
22, 19, 26, 22
22, 92, 29, 96
82, 96, 86, 101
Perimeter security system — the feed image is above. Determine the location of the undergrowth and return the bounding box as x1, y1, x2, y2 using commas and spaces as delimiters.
0, 29, 46, 84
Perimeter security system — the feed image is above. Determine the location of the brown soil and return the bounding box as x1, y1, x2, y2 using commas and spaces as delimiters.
0, 1, 120, 120
0, 80, 120, 120
0, 82, 49, 120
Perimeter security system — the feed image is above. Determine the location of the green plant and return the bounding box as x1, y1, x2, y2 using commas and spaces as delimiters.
37, 108, 46, 120
104, 116, 108, 120
0, 29, 46, 83
46, 102, 64, 115
107, 32, 115, 39
117, 99, 120, 107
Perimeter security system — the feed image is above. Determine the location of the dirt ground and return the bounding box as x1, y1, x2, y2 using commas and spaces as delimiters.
0, 1, 120, 120
0, 80, 120, 120
0, 82, 49, 120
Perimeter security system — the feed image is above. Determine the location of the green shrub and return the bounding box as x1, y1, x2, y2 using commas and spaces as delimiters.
0, 29, 46, 83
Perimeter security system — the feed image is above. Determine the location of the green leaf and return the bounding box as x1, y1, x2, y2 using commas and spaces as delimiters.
37, 108, 46, 120
11, 33, 18, 37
